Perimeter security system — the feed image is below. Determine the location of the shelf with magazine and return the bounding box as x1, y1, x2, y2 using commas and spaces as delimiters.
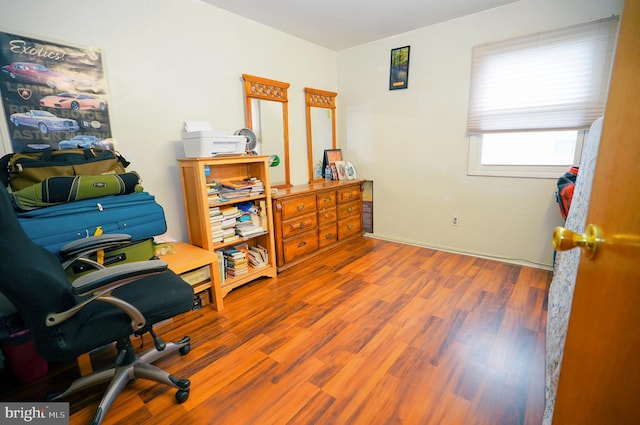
178, 156, 277, 298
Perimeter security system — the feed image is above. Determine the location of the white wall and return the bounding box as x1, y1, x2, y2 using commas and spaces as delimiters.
337, 0, 623, 268
0, 0, 337, 243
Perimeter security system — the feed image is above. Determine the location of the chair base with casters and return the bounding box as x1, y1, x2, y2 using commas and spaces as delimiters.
48, 334, 191, 425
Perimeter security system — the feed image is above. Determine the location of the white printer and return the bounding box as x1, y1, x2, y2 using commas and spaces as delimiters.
181, 121, 246, 157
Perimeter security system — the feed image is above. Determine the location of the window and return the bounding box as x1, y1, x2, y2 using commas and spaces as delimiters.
467, 16, 619, 178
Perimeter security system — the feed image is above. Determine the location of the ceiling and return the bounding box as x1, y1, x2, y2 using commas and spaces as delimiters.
200, 0, 519, 51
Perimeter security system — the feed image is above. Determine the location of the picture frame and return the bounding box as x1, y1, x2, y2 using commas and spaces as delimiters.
322, 148, 343, 178
330, 163, 339, 181
334, 160, 348, 180
345, 160, 357, 180
389, 45, 410, 90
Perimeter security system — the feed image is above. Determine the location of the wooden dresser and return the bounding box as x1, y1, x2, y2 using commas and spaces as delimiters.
272, 180, 364, 271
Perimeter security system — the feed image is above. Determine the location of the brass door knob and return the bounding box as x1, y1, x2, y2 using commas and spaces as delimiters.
552, 224, 603, 259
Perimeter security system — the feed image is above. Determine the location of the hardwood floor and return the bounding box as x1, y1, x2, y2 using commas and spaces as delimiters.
0, 236, 551, 425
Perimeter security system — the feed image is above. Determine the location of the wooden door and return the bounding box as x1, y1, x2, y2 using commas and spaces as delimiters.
553, 1, 640, 423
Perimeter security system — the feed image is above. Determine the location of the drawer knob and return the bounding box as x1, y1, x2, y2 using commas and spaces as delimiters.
347, 207, 353, 213
347, 224, 354, 230
323, 197, 331, 203
297, 204, 306, 211
326, 233, 334, 239
298, 241, 307, 248
300, 222, 305, 228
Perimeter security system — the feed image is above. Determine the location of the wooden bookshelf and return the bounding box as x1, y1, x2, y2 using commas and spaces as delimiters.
178, 156, 277, 298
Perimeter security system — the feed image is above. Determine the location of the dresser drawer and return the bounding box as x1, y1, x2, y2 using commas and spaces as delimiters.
337, 186, 361, 203
337, 200, 361, 220
282, 212, 318, 239
283, 231, 319, 263
279, 194, 317, 220
318, 207, 337, 225
319, 223, 338, 248
317, 191, 336, 209
338, 215, 362, 239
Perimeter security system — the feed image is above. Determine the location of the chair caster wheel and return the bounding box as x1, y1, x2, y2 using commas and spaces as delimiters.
176, 389, 189, 404
179, 344, 191, 355
169, 376, 190, 390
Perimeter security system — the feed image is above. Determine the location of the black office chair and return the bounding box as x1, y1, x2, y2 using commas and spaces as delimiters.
0, 183, 195, 425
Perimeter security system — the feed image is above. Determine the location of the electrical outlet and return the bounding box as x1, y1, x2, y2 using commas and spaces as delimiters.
451, 215, 459, 226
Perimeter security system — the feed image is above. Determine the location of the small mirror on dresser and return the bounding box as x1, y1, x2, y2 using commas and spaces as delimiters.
304, 87, 337, 182
242, 74, 291, 187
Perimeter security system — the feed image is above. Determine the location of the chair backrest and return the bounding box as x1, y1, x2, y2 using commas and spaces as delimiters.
0, 183, 79, 359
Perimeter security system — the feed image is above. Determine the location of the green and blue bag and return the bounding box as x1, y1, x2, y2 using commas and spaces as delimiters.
12, 172, 142, 211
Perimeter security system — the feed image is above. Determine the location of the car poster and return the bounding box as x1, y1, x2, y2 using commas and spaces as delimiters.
0, 30, 112, 153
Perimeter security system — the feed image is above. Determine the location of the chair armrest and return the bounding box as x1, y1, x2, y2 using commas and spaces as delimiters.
60, 234, 133, 270
46, 260, 169, 329
71, 260, 168, 295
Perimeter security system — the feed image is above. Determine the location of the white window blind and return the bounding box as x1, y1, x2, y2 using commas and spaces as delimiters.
467, 16, 619, 133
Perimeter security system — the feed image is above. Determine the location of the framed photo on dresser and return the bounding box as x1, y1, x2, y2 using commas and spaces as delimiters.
334, 160, 348, 180
322, 149, 343, 176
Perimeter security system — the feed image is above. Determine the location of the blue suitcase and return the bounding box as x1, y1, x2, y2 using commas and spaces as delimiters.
17, 192, 167, 257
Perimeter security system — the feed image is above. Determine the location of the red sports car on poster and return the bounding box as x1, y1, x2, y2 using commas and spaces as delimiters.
40, 92, 106, 111
1, 61, 72, 89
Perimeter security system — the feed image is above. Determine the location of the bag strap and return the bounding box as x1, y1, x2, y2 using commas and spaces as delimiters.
0, 153, 13, 187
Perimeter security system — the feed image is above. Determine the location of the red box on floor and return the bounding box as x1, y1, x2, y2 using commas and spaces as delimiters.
1, 329, 48, 384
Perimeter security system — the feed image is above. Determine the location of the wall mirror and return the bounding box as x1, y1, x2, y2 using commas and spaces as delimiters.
304, 87, 337, 182
242, 74, 290, 187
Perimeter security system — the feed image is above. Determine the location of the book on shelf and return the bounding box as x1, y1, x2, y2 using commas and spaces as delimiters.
220, 177, 264, 198
220, 189, 252, 199
222, 247, 244, 259
248, 244, 268, 268
259, 200, 267, 231
236, 221, 265, 238
207, 182, 226, 204
215, 251, 225, 285
220, 206, 241, 217
222, 179, 254, 190
208, 194, 226, 205
222, 234, 240, 243
233, 242, 250, 256
222, 246, 249, 278
221, 217, 237, 228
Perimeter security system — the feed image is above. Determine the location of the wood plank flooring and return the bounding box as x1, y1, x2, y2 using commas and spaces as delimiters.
0, 236, 551, 425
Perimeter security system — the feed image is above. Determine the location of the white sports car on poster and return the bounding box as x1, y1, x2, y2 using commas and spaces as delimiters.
10, 110, 79, 134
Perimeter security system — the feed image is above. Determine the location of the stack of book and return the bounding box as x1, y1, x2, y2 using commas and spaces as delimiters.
235, 219, 265, 238
246, 177, 264, 195
220, 205, 241, 243
206, 182, 225, 205
209, 206, 223, 243
220, 177, 264, 199
248, 245, 268, 268
222, 246, 248, 278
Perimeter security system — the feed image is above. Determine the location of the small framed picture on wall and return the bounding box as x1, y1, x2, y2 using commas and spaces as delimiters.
389, 45, 410, 90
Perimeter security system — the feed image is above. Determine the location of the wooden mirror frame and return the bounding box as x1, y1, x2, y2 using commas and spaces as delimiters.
305, 87, 337, 182
242, 74, 291, 187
